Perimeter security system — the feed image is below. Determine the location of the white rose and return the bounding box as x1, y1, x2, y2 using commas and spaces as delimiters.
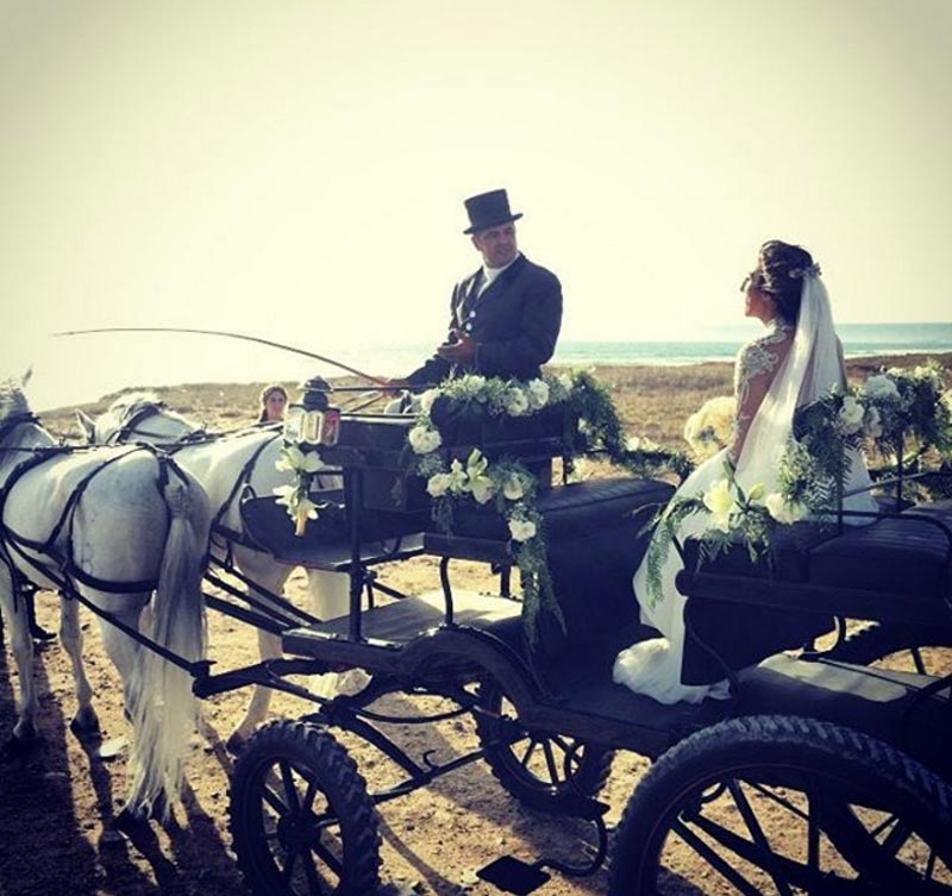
765, 492, 808, 525
504, 387, 530, 417
527, 379, 549, 409
426, 473, 452, 497
860, 374, 900, 402
836, 396, 865, 435
912, 365, 941, 387
503, 473, 527, 501
408, 425, 442, 455
508, 518, 537, 542
703, 478, 734, 517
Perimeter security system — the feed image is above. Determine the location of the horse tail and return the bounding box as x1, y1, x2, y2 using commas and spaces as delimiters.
127, 464, 210, 818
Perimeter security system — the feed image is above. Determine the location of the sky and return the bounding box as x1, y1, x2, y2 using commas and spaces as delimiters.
1, 0, 951, 409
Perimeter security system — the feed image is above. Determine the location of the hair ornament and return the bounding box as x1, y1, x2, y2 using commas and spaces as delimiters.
788, 262, 822, 280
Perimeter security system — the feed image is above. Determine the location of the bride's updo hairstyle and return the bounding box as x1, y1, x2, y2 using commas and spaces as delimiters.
755, 240, 818, 325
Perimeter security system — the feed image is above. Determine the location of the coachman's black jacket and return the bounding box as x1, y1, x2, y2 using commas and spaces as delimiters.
407, 254, 562, 386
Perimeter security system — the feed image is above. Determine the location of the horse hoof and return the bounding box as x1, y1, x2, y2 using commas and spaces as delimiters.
115, 807, 152, 837
70, 710, 101, 740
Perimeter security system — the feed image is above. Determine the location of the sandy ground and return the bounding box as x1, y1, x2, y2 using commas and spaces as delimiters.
2, 356, 950, 896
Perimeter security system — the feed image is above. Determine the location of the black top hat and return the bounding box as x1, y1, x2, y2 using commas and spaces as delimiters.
463, 189, 523, 235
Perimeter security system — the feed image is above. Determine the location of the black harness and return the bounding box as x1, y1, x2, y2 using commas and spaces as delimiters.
0, 418, 192, 600
107, 401, 208, 446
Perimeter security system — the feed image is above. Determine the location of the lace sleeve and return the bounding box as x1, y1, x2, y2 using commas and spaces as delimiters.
728, 329, 793, 464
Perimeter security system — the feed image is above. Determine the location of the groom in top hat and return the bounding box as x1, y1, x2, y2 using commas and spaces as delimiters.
401, 189, 563, 386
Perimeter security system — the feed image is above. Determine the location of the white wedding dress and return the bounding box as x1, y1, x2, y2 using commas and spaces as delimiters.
613, 273, 877, 704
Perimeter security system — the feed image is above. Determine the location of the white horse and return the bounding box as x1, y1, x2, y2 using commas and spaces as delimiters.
77, 394, 351, 750
0, 378, 211, 819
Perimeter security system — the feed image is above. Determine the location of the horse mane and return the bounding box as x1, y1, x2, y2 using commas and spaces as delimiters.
107, 391, 166, 424
0, 380, 31, 423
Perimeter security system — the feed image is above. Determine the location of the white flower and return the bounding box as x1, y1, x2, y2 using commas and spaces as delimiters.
465, 449, 496, 504
470, 478, 496, 504
765, 492, 808, 525
684, 395, 734, 458
275, 444, 322, 474
912, 365, 942, 388
747, 483, 766, 504
419, 389, 439, 414
508, 517, 537, 542
273, 484, 297, 505
408, 425, 442, 455
557, 373, 573, 391
447, 458, 468, 492
502, 473, 527, 501
860, 374, 900, 402
703, 478, 735, 533
836, 396, 865, 435
703, 478, 734, 516
863, 405, 883, 439
504, 387, 530, 416
426, 473, 452, 497
295, 496, 320, 520
527, 379, 550, 410
626, 435, 660, 453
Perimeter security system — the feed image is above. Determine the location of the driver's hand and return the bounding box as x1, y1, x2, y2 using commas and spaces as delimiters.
436, 334, 476, 366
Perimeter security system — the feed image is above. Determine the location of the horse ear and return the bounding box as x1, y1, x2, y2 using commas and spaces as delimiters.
20, 367, 32, 389
76, 409, 97, 442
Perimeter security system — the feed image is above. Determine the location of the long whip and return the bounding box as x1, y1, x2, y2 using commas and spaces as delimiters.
53, 326, 390, 386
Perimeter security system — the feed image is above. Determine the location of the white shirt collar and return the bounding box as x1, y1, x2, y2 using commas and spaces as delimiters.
482, 252, 520, 286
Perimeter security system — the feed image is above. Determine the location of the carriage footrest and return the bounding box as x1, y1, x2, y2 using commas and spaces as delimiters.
476, 856, 550, 895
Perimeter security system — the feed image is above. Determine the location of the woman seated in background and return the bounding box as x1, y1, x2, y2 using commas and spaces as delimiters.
614, 239, 877, 705
257, 384, 288, 423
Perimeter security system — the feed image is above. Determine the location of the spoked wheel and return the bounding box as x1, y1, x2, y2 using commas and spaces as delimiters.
229, 720, 380, 895
475, 680, 615, 811
609, 715, 952, 895
825, 621, 952, 676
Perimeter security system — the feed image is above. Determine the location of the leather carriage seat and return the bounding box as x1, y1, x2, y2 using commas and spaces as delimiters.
448, 477, 674, 543
737, 653, 952, 780
808, 498, 952, 603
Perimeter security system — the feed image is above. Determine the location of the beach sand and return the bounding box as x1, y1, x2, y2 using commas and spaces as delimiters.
4, 352, 951, 895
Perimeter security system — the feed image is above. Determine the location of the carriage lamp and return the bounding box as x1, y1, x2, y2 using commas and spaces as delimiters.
284, 376, 341, 447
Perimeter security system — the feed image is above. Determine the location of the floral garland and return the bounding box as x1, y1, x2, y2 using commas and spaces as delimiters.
643, 362, 952, 606
273, 443, 329, 535
406, 370, 690, 647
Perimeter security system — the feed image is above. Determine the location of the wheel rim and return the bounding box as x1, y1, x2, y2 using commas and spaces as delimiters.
642, 765, 952, 894
246, 755, 345, 895
492, 691, 598, 793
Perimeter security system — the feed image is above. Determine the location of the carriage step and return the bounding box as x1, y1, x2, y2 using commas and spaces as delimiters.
476, 856, 550, 894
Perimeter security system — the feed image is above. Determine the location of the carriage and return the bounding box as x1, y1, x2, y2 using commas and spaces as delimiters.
215, 382, 952, 894
2, 376, 952, 893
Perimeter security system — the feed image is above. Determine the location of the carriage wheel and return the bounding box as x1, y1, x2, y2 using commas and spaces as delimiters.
825, 621, 952, 676
229, 720, 380, 896
609, 715, 952, 895
475, 680, 615, 811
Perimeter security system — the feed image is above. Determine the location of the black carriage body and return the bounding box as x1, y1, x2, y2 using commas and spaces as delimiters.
220, 399, 952, 895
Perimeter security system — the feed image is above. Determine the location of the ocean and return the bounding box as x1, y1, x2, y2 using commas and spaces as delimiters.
21, 322, 952, 413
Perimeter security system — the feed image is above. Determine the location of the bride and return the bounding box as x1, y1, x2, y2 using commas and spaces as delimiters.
614, 240, 877, 705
